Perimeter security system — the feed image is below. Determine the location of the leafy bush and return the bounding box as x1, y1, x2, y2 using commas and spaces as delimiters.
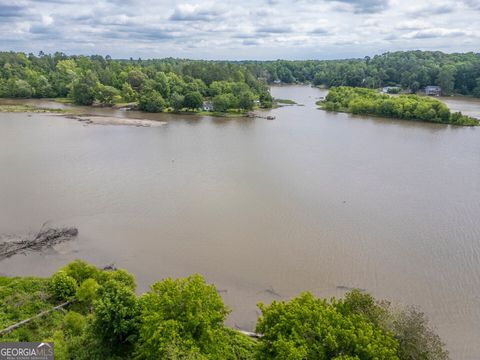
340, 290, 449, 360
62, 311, 86, 337
49, 272, 78, 301
101, 269, 136, 290
91, 280, 139, 351
256, 292, 399, 359
135, 274, 233, 359
76, 278, 100, 306
61, 260, 100, 285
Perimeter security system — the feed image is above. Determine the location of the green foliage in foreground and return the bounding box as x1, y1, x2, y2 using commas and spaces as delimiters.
322, 86, 479, 126
0, 260, 449, 359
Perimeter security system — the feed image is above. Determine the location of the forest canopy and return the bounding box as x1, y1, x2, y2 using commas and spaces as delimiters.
247, 51, 480, 96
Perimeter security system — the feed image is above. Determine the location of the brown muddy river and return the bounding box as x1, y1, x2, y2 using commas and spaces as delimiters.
1, 86, 480, 359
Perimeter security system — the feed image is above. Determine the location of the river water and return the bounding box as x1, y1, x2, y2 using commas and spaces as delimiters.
1, 86, 479, 359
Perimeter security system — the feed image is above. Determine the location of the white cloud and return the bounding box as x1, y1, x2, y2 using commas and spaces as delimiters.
395, 20, 430, 31
41, 15, 54, 26
0, 0, 477, 59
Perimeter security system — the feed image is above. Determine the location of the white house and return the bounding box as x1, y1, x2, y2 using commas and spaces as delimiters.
202, 101, 214, 111
425, 86, 441, 96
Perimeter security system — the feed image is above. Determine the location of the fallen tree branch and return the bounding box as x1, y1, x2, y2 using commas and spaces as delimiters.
0, 226, 78, 260
237, 329, 263, 339
0, 300, 73, 336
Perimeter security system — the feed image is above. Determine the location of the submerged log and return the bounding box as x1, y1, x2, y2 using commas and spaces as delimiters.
0, 226, 78, 260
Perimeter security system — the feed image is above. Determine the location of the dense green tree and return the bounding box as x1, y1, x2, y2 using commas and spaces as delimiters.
135, 275, 231, 359
154, 71, 170, 99
238, 91, 255, 110
170, 92, 185, 111
95, 83, 119, 106
121, 82, 136, 102
437, 65, 456, 96
52, 59, 79, 96
90, 280, 139, 351
256, 292, 399, 359
213, 93, 236, 112
340, 290, 449, 360
71, 72, 97, 105
473, 78, 480, 98
127, 69, 146, 90
184, 91, 204, 110
138, 89, 166, 112
259, 90, 273, 108
10, 79, 33, 98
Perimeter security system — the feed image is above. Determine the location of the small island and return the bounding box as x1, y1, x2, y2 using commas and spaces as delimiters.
318, 86, 479, 126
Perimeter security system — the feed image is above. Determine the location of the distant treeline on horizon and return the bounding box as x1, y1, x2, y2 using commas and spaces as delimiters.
0, 50, 479, 105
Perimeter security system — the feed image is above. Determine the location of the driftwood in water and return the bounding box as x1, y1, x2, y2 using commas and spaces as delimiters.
247, 112, 276, 120
0, 226, 78, 260
102, 263, 117, 271
0, 300, 73, 336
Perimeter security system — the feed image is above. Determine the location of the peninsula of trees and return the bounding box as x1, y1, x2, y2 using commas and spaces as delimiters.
0, 52, 273, 113
321, 86, 479, 126
0, 260, 449, 359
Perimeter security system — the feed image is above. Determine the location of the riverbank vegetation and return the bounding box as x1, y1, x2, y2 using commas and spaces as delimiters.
249, 51, 480, 97
274, 98, 297, 105
0, 104, 67, 113
0, 52, 273, 114
0, 260, 448, 359
321, 86, 479, 126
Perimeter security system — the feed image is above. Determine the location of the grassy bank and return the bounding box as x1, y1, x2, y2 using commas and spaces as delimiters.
274, 98, 297, 105
0, 104, 68, 113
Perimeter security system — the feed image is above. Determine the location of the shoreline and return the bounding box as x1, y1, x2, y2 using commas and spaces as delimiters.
64, 114, 167, 127
0, 100, 253, 120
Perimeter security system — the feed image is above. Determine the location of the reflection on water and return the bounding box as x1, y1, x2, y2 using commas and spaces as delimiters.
1, 87, 480, 359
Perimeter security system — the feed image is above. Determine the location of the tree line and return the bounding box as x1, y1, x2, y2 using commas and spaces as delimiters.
322, 86, 479, 126
0, 52, 273, 112
0, 260, 449, 359
248, 51, 480, 96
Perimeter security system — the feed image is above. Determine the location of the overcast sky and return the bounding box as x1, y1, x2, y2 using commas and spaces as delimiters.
0, 0, 478, 60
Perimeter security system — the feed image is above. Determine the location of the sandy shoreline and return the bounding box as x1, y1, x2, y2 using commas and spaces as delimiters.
65, 115, 167, 127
